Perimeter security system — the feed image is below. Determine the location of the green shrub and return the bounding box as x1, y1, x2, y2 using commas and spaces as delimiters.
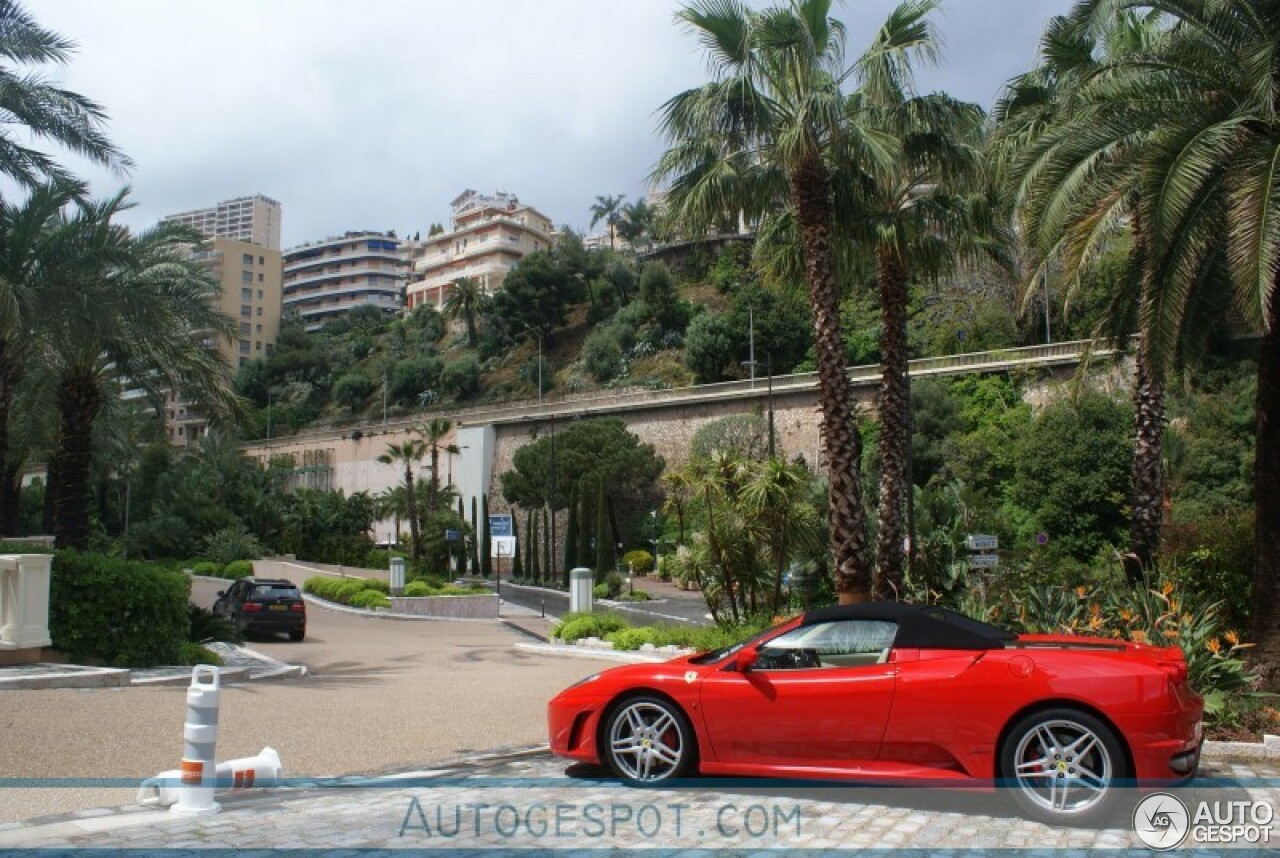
221, 560, 254, 579
621, 549, 654, 573
403, 580, 431, 597
607, 627, 667, 651
592, 583, 611, 600
202, 525, 265, 567
360, 578, 391, 594
180, 642, 223, 666
188, 605, 238, 644
553, 612, 629, 642
192, 561, 222, 578
335, 579, 370, 602
350, 590, 390, 609
49, 551, 190, 667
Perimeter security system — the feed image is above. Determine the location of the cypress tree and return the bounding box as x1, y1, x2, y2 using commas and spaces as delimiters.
511, 510, 523, 578
480, 495, 493, 578
542, 506, 552, 586
455, 497, 466, 576
595, 480, 612, 583
576, 480, 593, 575
469, 496, 481, 575
563, 481, 578, 573
529, 506, 541, 582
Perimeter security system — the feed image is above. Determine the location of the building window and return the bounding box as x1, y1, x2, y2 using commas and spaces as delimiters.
239, 322, 251, 335
256, 324, 262, 333
242, 253, 253, 265
241, 287, 252, 300
257, 289, 263, 299
241, 271, 252, 283
240, 305, 251, 318
258, 273, 264, 282
256, 341, 262, 351
257, 306, 263, 316
258, 256, 265, 265
238, 358, 247, 368
239, 340, 250, 354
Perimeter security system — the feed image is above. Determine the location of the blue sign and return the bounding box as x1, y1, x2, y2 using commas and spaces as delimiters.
488, 515, 513, 537
445, 529, 461, 542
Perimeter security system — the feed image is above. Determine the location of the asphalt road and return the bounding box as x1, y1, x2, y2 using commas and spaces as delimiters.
0, 577, 598, 824
495, 578, 714, 626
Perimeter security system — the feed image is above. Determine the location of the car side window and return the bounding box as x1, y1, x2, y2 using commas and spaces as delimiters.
756, 620, 897, 671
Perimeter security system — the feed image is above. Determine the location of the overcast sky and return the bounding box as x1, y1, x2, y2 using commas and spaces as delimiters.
37, 0, 1072, 248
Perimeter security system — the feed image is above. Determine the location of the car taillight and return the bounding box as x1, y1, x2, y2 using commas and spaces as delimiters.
1159, 660, 1188, 684
243, 603, 263, 613
290, 603, 304, 613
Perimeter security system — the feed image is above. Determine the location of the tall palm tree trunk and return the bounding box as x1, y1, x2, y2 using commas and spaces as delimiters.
874, 247, 911, 596
1127, 339, 1165, 580
1252, 285, 1280, 690
404, 465, 420, 561
788, 156, 871, 604
52, 371, 103, 550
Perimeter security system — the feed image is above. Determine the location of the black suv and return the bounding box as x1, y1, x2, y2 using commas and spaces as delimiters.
213, 577, 306, 641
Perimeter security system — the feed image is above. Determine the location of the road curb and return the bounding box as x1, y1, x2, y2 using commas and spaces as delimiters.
514, 641, 682, 664
1203, 735, 1280, 762
0, 665, 129, 690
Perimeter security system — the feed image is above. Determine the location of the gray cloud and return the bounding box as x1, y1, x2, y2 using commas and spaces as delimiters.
37, 0, 1072, 247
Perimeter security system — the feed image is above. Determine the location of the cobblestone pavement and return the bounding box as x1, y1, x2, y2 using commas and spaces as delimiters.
2, 751, 1276, 852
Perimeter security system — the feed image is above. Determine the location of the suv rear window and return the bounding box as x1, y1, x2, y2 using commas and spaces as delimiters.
252, 585, 300, 599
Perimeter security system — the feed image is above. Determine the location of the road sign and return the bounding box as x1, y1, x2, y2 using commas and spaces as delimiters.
965, 534, 999, 551
488, 515, 513, 538
445, 529, 461, 542
1036, 532, 1050, 546
969, 553, 999, 569
491, 536, 516, 558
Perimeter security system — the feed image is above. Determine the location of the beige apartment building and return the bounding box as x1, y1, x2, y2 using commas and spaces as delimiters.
283, 232, 410, 331
405, 190, 554, 311
164, 194, 283, 250
166, 237, 284, 445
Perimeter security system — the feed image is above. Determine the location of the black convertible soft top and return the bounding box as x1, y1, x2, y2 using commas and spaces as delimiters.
800, 601, 1017, 650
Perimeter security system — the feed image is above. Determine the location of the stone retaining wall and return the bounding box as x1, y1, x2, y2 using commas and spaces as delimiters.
388, 594, 499, 618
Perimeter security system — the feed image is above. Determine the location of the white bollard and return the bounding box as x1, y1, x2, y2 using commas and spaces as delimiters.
138, 747, 284, 807
171, 665, 221, 815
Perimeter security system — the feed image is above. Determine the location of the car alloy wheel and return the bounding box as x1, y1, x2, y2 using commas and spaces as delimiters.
604, 697, 693, 783
1002, 708, 1124, 824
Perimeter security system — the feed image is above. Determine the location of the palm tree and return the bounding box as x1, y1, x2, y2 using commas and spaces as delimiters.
1033, 0, 1280, 683
654, 0, 879, 602
417, 417, 454, 513
836, 0, 993, 594
442, 277, 483, 347
378, 438, 426, 560
738, 457, 821, 613
0, 0, 130, 191
0, 181, 80, 532
38, 192, 241, 549
995, 8, 1171, 578
589, 194, 625, 249
617, 199, 656, 250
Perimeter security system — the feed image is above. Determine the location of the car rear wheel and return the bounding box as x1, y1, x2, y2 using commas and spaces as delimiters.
603, 696, 695, 784
289, 629, 305, 642
1001, 708, 1126, 825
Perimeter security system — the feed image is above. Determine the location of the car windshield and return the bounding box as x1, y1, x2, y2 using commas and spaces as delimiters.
252, 585, 299, 600
687, 625, 781, 665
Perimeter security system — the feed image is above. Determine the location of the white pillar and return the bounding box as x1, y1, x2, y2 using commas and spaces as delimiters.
0, 554, 52, 652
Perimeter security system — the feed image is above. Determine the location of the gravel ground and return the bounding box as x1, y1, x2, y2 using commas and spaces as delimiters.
0, 574, 598, 824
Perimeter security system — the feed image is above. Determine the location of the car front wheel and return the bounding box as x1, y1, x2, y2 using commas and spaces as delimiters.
603, 696, 695, 784
1000, 708, 1126, 825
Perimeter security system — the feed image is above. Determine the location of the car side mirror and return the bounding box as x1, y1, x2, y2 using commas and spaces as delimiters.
734, 647, 758, 673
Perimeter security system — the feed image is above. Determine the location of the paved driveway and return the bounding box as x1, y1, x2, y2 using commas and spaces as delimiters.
0, 587, 596, 824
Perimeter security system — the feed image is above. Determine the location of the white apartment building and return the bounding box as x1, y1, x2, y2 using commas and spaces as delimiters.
164, 194, 283, 250
283, 232, 410, 331
405, 190, 554, 311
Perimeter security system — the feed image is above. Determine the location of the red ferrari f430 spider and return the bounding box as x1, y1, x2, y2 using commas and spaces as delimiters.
548, 602, 1203, 824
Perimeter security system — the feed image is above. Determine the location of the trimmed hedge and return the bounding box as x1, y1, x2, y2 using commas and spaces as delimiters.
191, 561, 221, 577
350, 590, 391, 609
50, 551, 190, 667
221, 560, 254, 579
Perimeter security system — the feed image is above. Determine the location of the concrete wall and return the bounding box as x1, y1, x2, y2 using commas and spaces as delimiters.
388, 594, 498, 618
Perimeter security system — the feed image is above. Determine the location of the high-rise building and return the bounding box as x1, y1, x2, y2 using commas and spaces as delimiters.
405, 190, 554, 311
165, 237, 283, 445
164, 194, 283, 250
282, 231, 411, 331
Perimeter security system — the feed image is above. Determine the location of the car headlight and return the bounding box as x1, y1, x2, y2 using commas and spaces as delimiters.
566, 673, 600, 690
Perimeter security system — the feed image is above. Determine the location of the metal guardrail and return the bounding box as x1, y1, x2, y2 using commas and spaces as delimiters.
246, 337, 1125, 450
